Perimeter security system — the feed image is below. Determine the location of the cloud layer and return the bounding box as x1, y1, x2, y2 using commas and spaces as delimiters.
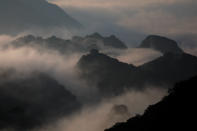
48, 0, 197, 47
37, 88, 167, 131
0, 35, 167, 131
49, 0, 184, 9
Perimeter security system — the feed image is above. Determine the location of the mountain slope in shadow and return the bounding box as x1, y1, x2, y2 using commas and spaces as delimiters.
0, 0, 81, 35
134, 52, 197, 86
105, 75, 197, 131
77, 36, 197, 96
77, 49, 135, 96
0, 70, 81, 130
139, 35, 183, 54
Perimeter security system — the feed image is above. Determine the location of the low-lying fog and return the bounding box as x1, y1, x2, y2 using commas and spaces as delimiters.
1, 34, 195, 131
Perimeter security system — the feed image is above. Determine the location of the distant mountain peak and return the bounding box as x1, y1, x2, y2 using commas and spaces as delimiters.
86, 32, 104, 39
90, 49, 100, 54
0, 0, 81, 35
12, 33, 127, 54
139, 35, 184, 54
109, 35, 117, 39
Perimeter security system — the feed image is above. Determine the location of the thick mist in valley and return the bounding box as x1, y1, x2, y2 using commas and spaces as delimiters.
0, 35, 168, 131
37, 88, 166, 131
0, 0, 197, 131
0, 32, 197, 131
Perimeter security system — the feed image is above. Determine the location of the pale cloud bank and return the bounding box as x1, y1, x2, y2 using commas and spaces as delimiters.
48, 0, 197, 47
37, 87, 167, 131
48, 0, 185, 9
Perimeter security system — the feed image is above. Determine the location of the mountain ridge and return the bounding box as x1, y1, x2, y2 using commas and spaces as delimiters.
0, 0, 81, 35
139, 35, 183, 54
76, 38, 197, 96
0, 70, 81, 130
11, 33, 128, 53
105, 75, 197, 131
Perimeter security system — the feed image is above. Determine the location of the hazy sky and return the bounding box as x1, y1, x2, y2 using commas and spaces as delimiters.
47, 0, 197, 45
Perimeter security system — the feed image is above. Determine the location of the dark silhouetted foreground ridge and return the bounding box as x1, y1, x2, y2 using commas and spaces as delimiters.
106, 76, 197, 131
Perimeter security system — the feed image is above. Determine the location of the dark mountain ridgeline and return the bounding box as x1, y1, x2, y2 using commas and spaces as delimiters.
11, 33, 127, 53
139, 35, 183, 54
137, 52, 197, 85
1, 32, 196, 130
77, 36, 197, 96
12, 35, 79, 54
84, 33, 128, 49
77, 49, 135, 96
0, 70, 81, 130
0, 0, 81, 35
105, 75, 197, 131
